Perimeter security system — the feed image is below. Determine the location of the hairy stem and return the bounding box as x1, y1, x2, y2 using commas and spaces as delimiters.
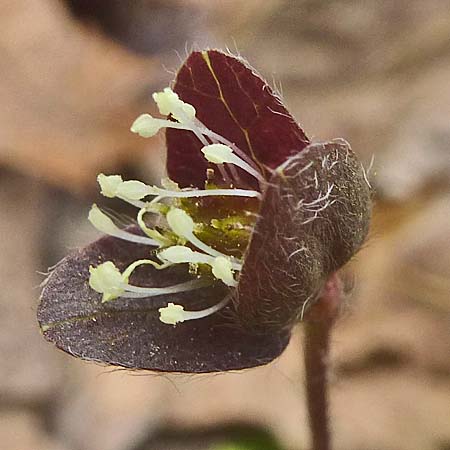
303, 273, 342, 450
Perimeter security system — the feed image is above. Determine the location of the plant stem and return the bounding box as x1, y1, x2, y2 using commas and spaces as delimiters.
304, 316, 333, 450
303, 273, 342, 450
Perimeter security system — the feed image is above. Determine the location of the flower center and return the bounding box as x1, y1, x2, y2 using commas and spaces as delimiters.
88, 88, 265, 325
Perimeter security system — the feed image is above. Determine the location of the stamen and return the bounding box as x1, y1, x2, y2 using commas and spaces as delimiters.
97, 174, 123, 198
133, 89, 259, 163
158, 295, 231, 325
159, 303, 185, 325
99, 175, 186, 211
130, 114, 193, 138
97, 174, 147, 209
131, 90, 261, 181
121, 278, 210, 297
158, 245, 211, 265
217, 164, 233, 186
89, 261, 125, 302
121, 259, 167, 279
132, 112, 209, 148
148, 186, 261, 200
152, 88, 196, 123
166, 208, 239, 262
116, 180, 153, 201
201, 143, 235, 164
158, 246, 240, 286
201, 144, 265, 182
194, 123, 260, 171
211, 256, 237, 287
152, 88, 211, 147
88, 205, 158, 246
130, 114, 169, 138
89, 260, 209, 302
165, 207, 195, 238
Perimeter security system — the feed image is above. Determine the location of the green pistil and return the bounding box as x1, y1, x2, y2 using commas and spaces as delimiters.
175, 183, 257, 258
195, 222, 251, 258
176, 205, 253, 257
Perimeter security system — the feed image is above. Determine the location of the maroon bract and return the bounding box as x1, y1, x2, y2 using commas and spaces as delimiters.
37, 49, 371, 372
166, 50, 309, 188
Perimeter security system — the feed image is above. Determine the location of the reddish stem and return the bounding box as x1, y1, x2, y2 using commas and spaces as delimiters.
303, 273, 342, 450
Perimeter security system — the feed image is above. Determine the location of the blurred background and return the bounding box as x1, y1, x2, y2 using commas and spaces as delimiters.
1, 1, 449, 449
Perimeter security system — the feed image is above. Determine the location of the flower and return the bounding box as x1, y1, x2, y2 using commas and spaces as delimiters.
37, 50, 371, 372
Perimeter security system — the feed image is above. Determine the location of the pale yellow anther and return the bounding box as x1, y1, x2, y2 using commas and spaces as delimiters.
89, 204, 159, 246
152, 88, 196, 123
201, 144, 235, 164
116, 180, 153, 201
130, 114, 165, 138
159, 296, 232, 325
159, 303, 186, 325
166, 208, 195, 238
89, 262, 125, 302
97, 174, 123, 198
201, 143, 264, 182
211, 256, 237, 287
88, 204, 119, 235
158, 246, 196, 264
